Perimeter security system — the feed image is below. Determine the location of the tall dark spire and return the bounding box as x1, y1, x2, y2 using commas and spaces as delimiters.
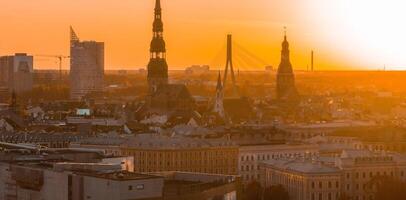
214, 71, 225, 118
155, 0, 161, 11
147, 0, 168, 93
276, 27, 298, 100
216, 71, 223, 90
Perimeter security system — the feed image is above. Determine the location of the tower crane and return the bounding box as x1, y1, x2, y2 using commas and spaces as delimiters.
35, 55, 70, 83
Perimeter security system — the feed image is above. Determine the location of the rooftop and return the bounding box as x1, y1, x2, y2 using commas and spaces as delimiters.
263, 159, 340, 174
121, 134, 236, 150
79, 171, 161, 181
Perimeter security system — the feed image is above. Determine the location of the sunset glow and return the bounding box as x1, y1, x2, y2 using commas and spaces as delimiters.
1, 0, 406, 70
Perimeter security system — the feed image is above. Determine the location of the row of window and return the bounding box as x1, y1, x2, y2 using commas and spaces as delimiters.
240, 165, 261, 172
311, 181, 339, 189
346, 170, 405, 179
240, 152, 317, 162
311, 192, 338, 200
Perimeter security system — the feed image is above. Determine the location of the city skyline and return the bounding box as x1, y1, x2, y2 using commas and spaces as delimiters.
1, 0, 406, 70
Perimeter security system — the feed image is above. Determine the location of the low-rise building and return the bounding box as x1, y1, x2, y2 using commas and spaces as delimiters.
0, 141, 240, 200
262, 150, 406, 200
263, 159, 341, 200
239, 144, 318, 184
121, 134, 239, 175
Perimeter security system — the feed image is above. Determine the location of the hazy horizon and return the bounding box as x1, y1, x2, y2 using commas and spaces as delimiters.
2, 0, 406, 71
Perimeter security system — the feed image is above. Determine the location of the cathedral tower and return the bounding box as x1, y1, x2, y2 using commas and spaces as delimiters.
213, 72, 225, 118
147, 0, 168, 93
276, 28, 298, 100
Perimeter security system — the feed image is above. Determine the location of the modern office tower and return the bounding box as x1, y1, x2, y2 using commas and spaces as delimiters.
0, 53, 33, 94
70, 27, 104, 100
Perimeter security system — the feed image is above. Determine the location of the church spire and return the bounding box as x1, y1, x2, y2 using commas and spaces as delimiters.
214, 71, 225, 118
284, 26, 287, 41
276, 27, 298, 100
216, 71, 223, 90
147, 0, 168, 93
155, 0, 161, 11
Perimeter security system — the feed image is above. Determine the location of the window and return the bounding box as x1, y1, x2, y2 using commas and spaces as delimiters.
312, 193, 315, 200
319, 182, 322, 189
136, 184, 144, 190
312, 182, 315, 189
328, 193, 332, 200
336, 181, 339, 188
128, 185, 133, 190
319, 193, 322, 200
328, 182, 332, 188
347, 173, 350, 179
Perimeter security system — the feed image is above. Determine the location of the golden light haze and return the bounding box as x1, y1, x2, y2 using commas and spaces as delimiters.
1, 0, 406, 70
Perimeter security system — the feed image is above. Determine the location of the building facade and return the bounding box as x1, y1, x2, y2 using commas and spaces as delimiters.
0, 53, 33, 94
70, 27, 104, 100
262, 150, 406, 200
120, 135, 239, 175
263, 159, 341, 200
239, 144, 319, 184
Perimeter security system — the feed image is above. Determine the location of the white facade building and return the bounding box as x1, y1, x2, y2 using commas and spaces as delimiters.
262, 150, 406, 200
239, 144, 319, 184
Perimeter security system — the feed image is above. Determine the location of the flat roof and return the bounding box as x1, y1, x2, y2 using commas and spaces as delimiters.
80, 171, 162, 181
263, 159, 340, 175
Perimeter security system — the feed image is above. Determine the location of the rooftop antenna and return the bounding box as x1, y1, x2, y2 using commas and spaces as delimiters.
311, 50, 314, 72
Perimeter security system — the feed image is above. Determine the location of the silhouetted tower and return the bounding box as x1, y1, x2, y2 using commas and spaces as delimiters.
311, 50, 314, 72
276, 28, 298, 100
213, 72, 225, 118
147, 0, 168, 93
223, 34, 238, 97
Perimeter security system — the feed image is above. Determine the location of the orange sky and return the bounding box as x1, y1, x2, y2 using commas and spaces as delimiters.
1, 0, 406, 71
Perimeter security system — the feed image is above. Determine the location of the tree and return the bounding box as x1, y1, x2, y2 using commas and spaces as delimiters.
244, 181, 262, 200
263, 185, 289, 200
